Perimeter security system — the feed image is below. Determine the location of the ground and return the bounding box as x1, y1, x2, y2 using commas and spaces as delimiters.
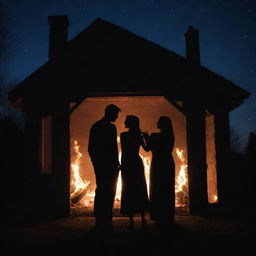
3, 213, 253, 255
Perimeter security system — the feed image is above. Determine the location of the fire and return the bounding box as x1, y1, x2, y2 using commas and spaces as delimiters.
114, 140, 150, 206
70, 140, 189, 209
70, 140, 91, 207
142, 155, 151, 194
175, 148, 189, 207
212, 194, 218, 203
113, 149, 122, 207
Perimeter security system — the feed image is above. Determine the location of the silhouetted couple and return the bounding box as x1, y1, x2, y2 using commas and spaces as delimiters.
88, 104, 175, 233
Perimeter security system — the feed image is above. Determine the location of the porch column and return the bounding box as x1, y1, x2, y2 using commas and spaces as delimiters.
184, 99, 208, 214
24, 109, 41, 216
25, 110, 41, 175
52, 99, 70, 218
214, 107, 231, 208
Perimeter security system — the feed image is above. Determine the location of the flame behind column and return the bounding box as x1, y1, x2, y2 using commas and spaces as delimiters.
70, 140, 91, 203
175, 148, 189, 207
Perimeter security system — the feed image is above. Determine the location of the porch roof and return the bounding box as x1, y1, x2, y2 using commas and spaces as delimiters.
8, 18, 250, 111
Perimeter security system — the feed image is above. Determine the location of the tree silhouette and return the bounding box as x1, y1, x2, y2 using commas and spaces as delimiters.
0, 2, 24, 126
0, 3, 26, 225
245, 132, 256, 157
244, 132, 256, 215
230, 128, 242, 153
0, 1, 12, 63
0, 116, 26, 224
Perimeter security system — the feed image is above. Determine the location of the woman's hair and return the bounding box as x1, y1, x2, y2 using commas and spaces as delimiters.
125, 115, 140, 132
157, 116, 173, 134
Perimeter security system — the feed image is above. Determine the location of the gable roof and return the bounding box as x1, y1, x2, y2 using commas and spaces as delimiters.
8, 18, 250, 111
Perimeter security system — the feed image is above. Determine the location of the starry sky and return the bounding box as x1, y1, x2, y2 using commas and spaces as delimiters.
1, 0, 255, 148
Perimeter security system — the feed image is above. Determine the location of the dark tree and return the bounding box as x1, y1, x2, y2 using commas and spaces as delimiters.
0, 1, 11, 62
227, 131, 256, 218
223, 128, 245, 215
0, 2, 26, 225
0, 2, 24, 126
230, 128, 242, 153
0, 117, 26, 225
244, 132, 256, 215
245, 132, 256, 157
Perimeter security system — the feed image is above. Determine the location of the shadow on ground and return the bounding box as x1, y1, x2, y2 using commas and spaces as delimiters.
3, 213, 253, 255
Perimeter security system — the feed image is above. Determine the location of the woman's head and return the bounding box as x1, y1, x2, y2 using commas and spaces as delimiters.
157, 116, 173, 133
125, 115, 140, 131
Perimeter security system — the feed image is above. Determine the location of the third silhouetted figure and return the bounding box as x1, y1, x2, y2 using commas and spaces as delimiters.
144, 116, 175, 224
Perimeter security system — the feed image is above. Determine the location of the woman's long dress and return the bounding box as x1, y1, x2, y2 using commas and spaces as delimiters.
149, 132, 175, 222
120, 132, 149, 215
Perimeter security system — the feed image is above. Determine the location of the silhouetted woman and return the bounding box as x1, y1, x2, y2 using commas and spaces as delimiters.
120, 115, 149, 229
144, 116, 175, 224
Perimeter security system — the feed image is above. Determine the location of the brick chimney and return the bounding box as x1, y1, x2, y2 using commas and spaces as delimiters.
48, 15, 69, 61
185, 26, 200, 65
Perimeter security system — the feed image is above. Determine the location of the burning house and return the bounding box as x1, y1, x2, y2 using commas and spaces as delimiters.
8, 16, 250, 219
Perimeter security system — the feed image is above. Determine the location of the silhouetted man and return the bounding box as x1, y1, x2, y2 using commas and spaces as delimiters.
88, 104, 121, 232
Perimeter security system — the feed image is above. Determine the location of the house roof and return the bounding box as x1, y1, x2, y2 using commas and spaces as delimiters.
8, 18, 250, 111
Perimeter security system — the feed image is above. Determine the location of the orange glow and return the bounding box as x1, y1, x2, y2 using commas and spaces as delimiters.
113, 172, 122, 207
70, 141, 189, 209
70, 140, 92, 207
212, 194, 218, 203
142, 155, 151, 194
175, 148, 189, 207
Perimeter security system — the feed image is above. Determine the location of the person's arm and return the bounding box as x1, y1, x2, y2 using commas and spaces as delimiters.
140, 132, 150, 152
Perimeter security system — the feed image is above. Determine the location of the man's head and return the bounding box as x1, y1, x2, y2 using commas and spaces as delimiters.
104, 104, 121, 122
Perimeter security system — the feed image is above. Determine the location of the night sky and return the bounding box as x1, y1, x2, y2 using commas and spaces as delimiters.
2, 0, 256, 148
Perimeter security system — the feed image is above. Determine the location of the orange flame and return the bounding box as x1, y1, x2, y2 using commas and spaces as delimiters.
70, 141, 189, 209
212, 194, 218, 203
114, 138, 151, 207
175, 148, 189, 207
70, 140, 91, 206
